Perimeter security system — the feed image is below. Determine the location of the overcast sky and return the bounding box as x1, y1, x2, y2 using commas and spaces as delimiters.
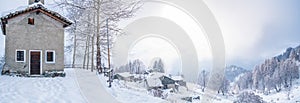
204, 0, 300, 69
1, 0, 300, 71
126, 0, 300, 71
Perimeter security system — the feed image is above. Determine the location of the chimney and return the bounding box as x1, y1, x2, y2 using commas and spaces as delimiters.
28, 0, 44, 5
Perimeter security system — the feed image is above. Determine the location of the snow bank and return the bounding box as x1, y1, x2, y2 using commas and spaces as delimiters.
0, 69, 85, 103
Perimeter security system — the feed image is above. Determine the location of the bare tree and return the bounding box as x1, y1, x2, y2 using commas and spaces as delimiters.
198, 70, 209, 92
115, 59, 146, 74
82, 36, 89, 69
218, 78, 229, 96
55, 0, 143, 71
151, 58, 165, 73
0, 56, 4, 71
235, 72, 253, 91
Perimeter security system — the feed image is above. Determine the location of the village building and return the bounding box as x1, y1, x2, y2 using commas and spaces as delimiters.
1, 0, 72, 75
144, 72, 164, 90
160, 75, 186, 91
113, 72, 134, 82
145, 77, 163, 90
160, 75, 175, 89
170, 75, 186, 87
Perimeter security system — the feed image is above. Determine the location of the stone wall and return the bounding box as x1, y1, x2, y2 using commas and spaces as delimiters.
3, 11, 65, 74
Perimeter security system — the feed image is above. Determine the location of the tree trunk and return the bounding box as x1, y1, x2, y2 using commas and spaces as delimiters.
91, 12, 96, 72
106, 19, 111, 72
91, 34, 95, 72
96, 0, 101, 73
86, 36, 90, 70
289, 76, 293, 87
274, 85, 280, 92
83, 36, 89, 69
72, 32, 77, 68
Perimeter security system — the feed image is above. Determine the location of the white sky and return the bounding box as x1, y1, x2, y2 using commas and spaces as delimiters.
128, 37, 181, 75
122, 0, 300, 70
121, 2, 213, 75
1, 0, 300, 70
203, 0, 300, 69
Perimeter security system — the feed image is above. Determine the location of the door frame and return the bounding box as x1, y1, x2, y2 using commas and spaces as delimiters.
29, 50, 43, 75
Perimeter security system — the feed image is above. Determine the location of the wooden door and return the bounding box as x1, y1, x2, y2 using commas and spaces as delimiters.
30, 51, 41, 75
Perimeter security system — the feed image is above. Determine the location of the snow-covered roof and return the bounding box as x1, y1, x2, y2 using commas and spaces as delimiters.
145, 72, 165, 87
116, 72, 133, 78
146, 78, 163, 87
149, 72, 165, 79
28, 1, 45, 8
171, 76, 183, 81
1, 3, 72, 35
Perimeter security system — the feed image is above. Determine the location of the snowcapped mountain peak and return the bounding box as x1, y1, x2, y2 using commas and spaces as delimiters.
276, 45, 300, 62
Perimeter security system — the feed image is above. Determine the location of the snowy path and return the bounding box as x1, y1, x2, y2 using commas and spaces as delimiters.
0, 69, 86, 103
74, 69, 119, 103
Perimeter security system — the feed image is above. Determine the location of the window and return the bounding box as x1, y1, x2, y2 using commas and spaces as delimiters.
28, 18, 34, 25
45, 50, 55, 63
16, 50, 26, 62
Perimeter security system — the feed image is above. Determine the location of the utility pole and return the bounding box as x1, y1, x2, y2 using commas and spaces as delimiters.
107, 18, 112, 88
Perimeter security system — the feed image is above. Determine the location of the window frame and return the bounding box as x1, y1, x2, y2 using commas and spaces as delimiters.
15, 49, 26, 62
28, 18, 34, 25
45, 50, 55, 63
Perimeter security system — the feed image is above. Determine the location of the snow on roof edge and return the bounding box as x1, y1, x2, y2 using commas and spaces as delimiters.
28, 1, 45, 8
0, 3, 72, 26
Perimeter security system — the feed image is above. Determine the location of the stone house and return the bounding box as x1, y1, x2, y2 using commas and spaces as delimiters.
1, 0, 72, 75
160, 76, 176, 89
113, 72, 134, 82
170, 75, 186, 87
160, 75, 186, 91
145, 72, 165, 90
145, 77, 163, 90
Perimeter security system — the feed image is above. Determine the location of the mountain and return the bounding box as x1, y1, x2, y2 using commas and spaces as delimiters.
276, 45, 300, 62
232, 45, 300, 94
225, 65, 249, 82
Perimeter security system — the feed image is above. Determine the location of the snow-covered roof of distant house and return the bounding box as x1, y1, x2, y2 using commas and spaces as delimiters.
170, 76, 183, 81
116, 72, 133, 78
148, 72, 165, 79
0, 2, 72, 35
146, 78, 163, 87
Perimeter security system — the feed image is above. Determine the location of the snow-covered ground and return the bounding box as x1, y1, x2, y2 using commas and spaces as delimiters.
97, 73, 300, 103
0, 69, 86, 103
257, 79, 300, 103
1, 68, 298, 103
97, 74, 166, 103
97, 73, 233, 103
